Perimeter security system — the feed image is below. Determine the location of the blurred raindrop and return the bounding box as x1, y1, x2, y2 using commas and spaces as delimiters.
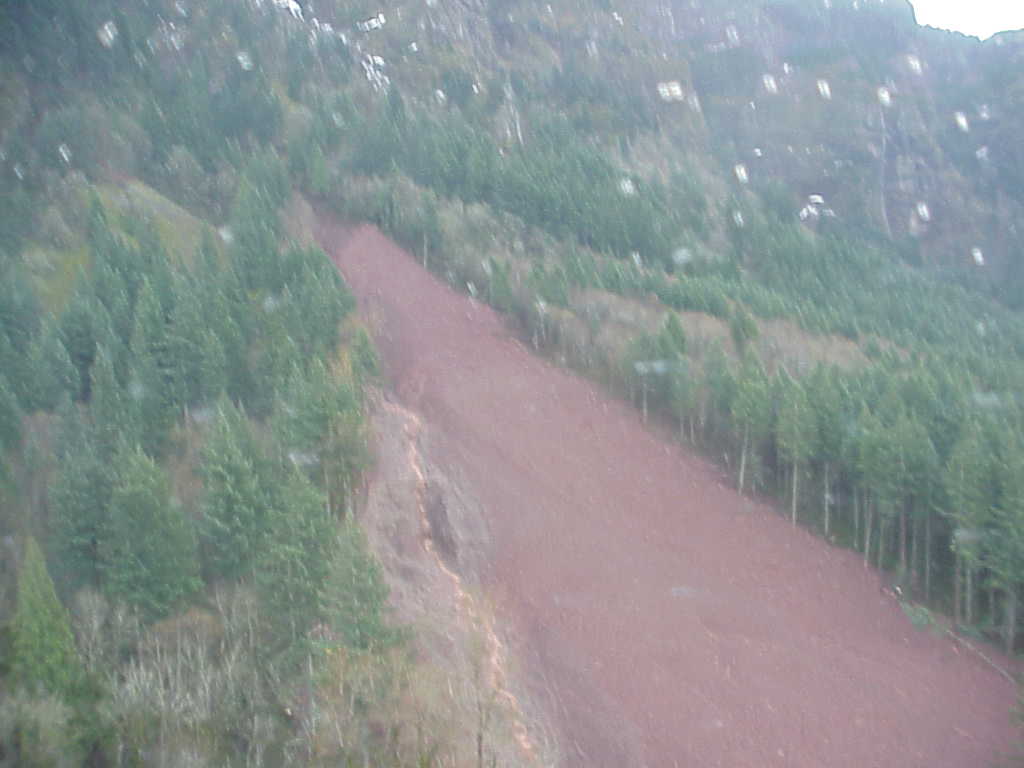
97, 20, 119, 48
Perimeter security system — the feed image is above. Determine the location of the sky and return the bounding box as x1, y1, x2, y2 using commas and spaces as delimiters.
909, 0, 1024, 39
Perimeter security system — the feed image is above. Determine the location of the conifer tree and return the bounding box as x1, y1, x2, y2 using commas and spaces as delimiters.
90, 345, 135, 458
992, 439, 1024, 652
198, 330, 228, 405
325, 521, 396, 651
257, 470, 334, 647
51, 398, 112, 592
170, 275, 207, 406
101, 448, 199, 619
0, 373, 22, 452
777, 373, 814, 525
276, 361, 366, 515
807, 365, 846, 537
60, 291, 102, 401
130, 279, 179, 456
732, 356, 770, 494
10, 537, 81, 697
199, 403, 269, 581
28, 324, 77, 412
944, 420, 991, 625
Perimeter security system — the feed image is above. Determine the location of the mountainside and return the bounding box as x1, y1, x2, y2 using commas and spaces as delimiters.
2, 0, 1024, 765
288, 0, 1024, 301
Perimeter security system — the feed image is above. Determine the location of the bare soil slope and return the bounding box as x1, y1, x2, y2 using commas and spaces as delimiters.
316, 217, 1018, 768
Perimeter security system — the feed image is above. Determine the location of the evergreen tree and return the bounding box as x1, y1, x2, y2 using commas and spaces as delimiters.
129, 279, 180, 457
0, 373, 22, 452
324, 521, 397, 651
199, 403, 270, 581
669, 359, 697, 444
944, 420, 992, 625
229, 180, 281, 295
90, 345, 136, 458
257, 470, 334, 648
100, 448, 199, 619
776, 372, 814, 525
60, 291, 102, 401
732, 356, 770, 494
51, 398, 112, 593
276, 361, 367, 516
894, 414, 940, 585
28, 324, 77, 412
170, 275, 207, 406
10, 537, 81, 698
992, 438, 1024, 652
807, 365, 846, 537
197, 330, 228, 405
854, 407, 901, 567
0, 266, 41, 406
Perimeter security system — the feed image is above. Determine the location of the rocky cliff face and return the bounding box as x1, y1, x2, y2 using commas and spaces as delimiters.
304, 0, 1023, 303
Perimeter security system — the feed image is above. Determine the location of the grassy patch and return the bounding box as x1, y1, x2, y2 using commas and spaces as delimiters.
96, 180, 208, 266
25, 244, 90, 316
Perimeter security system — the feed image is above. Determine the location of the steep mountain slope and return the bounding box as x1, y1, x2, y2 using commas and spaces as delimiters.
2, 0, 1024, 763
319, 216, 1017, 768
298, 0, 1024, 302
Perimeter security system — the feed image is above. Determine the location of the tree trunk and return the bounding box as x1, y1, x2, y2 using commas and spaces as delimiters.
1005, 587, 1017, 655
738, 426, 749, 494
877, 512, 887, 570
925, 512, 932, 603
910, 513, 919, 592
823, 463, 831, 538
854, 488, 861, 553
954, 554, 962, 625
899, 510, 907, 577
324, 461, 332, 516
864, 502, 873, 567
791, 462, 799, 525
966, 564, 974, 625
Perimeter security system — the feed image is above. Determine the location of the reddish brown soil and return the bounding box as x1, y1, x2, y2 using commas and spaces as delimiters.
317, 218, 1019, 768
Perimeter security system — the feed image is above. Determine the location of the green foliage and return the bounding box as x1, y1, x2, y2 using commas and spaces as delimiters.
777, 374, 814, 467
944, 420, 992, 567
51, 398, 113, 593
274, 360, 367, 516
256, 470, 335, 648
730, 306, 759, 351
353, 326, 380, 380
0, 266, 41, 406
199, 401, 270, 582
90, 345, 136, 458
28, 325, 77, 412
324, 521, 398, 651
129, 279, 180, 457
0, 373, 22, 452
11, 537, 81, 698
351, 105, 682, 266
0, 692, 84, 768
100, 448, 199, 619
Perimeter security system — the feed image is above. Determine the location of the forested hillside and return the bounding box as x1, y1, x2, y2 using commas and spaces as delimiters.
0, 1, 475, 764
1, 0, 1023, 764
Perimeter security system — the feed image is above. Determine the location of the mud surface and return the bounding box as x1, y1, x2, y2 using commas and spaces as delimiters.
317, 217, 1019, 768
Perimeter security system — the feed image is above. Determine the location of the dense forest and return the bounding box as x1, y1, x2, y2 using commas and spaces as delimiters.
1, 0, 1024, 764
